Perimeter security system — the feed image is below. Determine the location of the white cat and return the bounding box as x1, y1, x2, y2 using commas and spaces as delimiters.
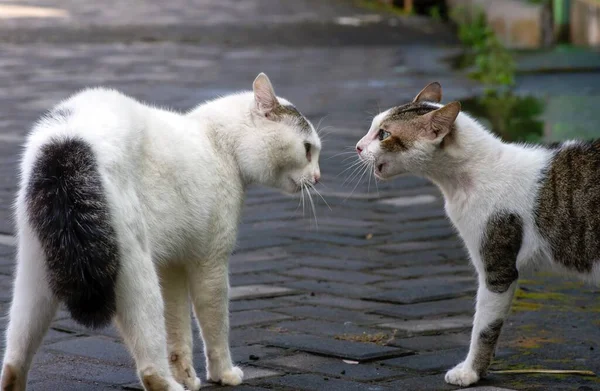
357, 82, 600, 387
1, 73, 321, 391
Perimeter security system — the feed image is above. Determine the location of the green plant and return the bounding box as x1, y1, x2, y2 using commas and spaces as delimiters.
450, 6, 515, 89
449, 6, 543, 142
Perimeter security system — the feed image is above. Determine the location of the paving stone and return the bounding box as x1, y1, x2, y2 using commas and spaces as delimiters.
296, 257, 375, 270
390, 332, 471, 352
282, 294, 387, 311
29, 380, 117, 391
43, 328, 79, 344
281, 267, 385, 284
373, 263, 473, 279
462, 388, 518, 391
230, 285, 299, 301
370, 298, 474, 319
229, 260, 294, 275
270, 319, 384, 338
230, 328, 287, 347
46, 336, 132, 365
231, 344, 289, 363
51, 319, 121, 339
229, 247, 289, 263
377, 239, 462, 254
379, 316, 473, 335
230, 272, 294, 287
262, 334, 413, 362
230, 298, 289, 312
258, 353, 404, 381
261, 374, 391, 391
381, 349, 467, 372
284, 280, 383, 299
35, 358, 137, 385
384, 374, 456, 391
364, 281, 476, 305
230, 310, 292, 328
271, 305, 391, 325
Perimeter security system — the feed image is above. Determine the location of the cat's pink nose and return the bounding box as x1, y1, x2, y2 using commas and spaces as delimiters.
314, 173, 321, 183
356, 145, 363, 154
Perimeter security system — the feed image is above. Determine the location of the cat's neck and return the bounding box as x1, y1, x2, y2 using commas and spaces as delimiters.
425, 113, 527, 203
187, 93, 261, 188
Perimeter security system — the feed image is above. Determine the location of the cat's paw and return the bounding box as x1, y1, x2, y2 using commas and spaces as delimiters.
208, 366, 244, 386
445, 363, 479, 387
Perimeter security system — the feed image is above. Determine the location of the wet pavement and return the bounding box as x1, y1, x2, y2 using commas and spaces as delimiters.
0, 1, 599, 390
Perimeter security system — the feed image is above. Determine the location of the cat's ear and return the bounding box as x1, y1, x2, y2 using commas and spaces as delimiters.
413, 82, 442, 103
253, 73, 279, 115
421, 101, 460, 140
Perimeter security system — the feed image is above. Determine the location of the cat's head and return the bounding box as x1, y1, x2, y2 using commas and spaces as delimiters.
247, 73, 322, 194
356, 82, 461, 180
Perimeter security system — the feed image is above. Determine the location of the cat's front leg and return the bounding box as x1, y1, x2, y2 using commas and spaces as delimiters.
447, 212, 522, 387
445, 283, 516, 386
189, 261, 243, 386
160, 265, 201, 391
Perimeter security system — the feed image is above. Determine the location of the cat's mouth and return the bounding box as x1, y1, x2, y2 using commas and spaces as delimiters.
375, 163, 386, 179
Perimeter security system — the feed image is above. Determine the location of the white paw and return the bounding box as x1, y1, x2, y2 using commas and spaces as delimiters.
209, 366, 244, 386
184, 376, 201, 391
445, 362, 479, 387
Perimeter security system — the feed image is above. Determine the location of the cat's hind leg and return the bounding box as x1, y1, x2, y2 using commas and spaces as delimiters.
1, 230, 58, 391
189, 260, 243, 386
113, 249, 184, 391
160, 265, 201, 391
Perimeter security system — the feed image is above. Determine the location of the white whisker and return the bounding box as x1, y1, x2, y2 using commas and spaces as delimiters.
308, 182, 331, 211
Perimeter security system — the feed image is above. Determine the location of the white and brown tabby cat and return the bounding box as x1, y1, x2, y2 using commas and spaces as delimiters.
357, 82, 600, 387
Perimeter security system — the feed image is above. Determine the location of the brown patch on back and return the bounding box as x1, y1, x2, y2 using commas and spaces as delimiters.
141, 366, 170, 391
1, 364, 22, 391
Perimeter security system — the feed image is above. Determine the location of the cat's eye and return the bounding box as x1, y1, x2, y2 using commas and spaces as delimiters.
304, 142, 312, 162
378, 129, 391, 141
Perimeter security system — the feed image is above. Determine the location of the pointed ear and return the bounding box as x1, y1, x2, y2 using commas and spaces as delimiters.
413, 82, 442, 103
421, 101, 460, 140
253, 73, 279, 115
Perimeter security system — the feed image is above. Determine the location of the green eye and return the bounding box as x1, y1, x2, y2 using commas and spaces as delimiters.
378, 129, 390, 141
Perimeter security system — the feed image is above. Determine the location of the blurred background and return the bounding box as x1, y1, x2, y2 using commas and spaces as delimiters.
0, 1, 599, 390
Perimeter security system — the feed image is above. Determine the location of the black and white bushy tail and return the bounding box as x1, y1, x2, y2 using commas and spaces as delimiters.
25, 137, 120, 328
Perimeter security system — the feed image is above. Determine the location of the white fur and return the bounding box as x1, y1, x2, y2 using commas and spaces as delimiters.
358, 106, 590, 387
2, 74, 320, 391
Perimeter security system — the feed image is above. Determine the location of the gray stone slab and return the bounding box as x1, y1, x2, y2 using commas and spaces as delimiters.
297, 257, 375, 271
282, 267, 385, 284
46, 336, 132, 365
380, 316, 473, 335
384, 374, 456, 391
370, 298, 474, 319
259, 353, 404, 381
283, 280, 383, 299
364, 281, 476, 305
390, 332, 471, 352
282, 294, 385, 311
381, 349, 467, 372
271, 305, 391, 325
230, 298, 288, 312
262, 374, 391, 391
28, 380, 116, 391
35, 358, 137, 385
230, 285, 299, 301
374, 263, 473, 279
270, 319, 384, 338
262, 334, 413, 362
230, 310, 292, 328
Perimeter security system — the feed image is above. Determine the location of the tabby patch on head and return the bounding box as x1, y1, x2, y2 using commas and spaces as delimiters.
379, 102, 441, 152
270, 104, 312, 133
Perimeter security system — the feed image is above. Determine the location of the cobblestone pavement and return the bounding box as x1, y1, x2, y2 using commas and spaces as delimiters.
1, 1, 599, 391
